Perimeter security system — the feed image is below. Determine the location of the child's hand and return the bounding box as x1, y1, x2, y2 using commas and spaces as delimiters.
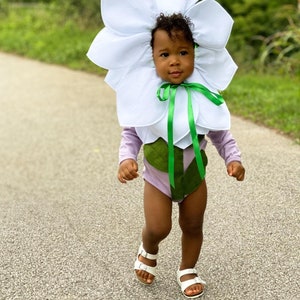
227, 161, 245, 181
118, 159, 139, 183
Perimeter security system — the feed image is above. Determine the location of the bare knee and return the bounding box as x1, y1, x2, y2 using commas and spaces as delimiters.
144, 221, 172, 243
179, 217, 203, 236
143, 181, 173, 245
178, 182, 207, 236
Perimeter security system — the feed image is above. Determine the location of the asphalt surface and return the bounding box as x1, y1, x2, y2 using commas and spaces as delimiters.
0, 52, 299, 300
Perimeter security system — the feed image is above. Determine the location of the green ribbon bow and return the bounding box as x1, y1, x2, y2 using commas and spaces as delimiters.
156, 82, 224, 188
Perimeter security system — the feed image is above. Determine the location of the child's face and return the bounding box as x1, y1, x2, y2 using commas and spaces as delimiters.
152, 29, 194, 84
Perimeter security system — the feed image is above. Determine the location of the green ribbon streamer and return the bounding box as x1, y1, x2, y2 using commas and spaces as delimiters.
157, 82, 224, 188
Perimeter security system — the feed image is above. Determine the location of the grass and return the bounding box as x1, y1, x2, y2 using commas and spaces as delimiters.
223, 72, 300, 142
0, 3, 104, 74
0, 3, 299, 143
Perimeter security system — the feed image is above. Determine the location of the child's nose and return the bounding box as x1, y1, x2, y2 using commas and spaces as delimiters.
170, 56, 180, 66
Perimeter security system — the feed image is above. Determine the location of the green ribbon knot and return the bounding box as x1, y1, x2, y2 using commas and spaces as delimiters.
156, 82, 224, 188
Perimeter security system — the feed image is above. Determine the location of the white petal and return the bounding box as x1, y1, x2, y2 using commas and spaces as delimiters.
155, 0, 192, 15
115, 67, 168, 127
194, 93, 231, 131
187, 0, 233, 49
135, 87, 191, 145
194, 47, 237, 90
101, 0, 157, 35
104, 68, 130, 90
87, 28, 152, 69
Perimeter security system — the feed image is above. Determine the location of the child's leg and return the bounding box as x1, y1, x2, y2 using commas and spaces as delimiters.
178, 180, 207, 296
135, 180, 172, 284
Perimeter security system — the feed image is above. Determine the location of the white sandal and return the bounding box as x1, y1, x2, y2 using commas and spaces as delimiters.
134, 243, 157, 285
177, 268, 206, 299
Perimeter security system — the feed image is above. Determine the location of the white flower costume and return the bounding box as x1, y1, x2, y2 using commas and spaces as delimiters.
88, 0, 238, 196
87, 0, 237, 150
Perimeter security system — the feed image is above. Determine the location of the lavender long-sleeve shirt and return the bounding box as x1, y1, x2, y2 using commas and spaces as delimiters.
119, 127, 241, 166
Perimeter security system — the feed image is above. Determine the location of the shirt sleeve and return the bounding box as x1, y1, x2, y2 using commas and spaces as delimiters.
207, 130, 242, 165
119, 127, 143, 164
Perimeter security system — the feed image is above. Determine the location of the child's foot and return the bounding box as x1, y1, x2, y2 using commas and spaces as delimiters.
180, 274, 204, 297
134, 243, 157, 285
177, 268, 206, 298
135, 255, 157, 284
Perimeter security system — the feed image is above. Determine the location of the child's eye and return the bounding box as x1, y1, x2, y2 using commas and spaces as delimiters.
160, 52, 169, 58
180, 50, 188, 56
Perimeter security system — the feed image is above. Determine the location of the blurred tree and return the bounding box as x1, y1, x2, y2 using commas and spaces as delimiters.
218, 0, 298, 70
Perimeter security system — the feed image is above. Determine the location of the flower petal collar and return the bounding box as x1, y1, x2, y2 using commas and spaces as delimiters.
87, 0, 237, 130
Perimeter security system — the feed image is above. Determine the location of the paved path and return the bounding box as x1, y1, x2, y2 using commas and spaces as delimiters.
0, 52, 299, 300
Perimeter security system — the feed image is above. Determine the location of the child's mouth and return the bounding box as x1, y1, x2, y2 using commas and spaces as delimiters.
169, 71, 182, 78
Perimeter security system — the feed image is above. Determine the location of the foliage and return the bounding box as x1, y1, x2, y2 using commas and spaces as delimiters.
223, 72, 300, 143
50, 0, 101, 28
2, 0, 101, 28
218, 0, 299, 75
0, 0, 8, 14
0, 3, 101, 73
258, 18, 300, 75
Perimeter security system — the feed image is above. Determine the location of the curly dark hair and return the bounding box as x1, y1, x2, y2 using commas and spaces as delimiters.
150, 13, 194, 48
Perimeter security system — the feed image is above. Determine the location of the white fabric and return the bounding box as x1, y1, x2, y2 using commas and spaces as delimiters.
87, 0, 237, 149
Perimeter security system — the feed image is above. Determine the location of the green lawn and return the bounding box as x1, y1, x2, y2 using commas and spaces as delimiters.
0, 3, 299, 142
223, 72, 300, 142
0, 4, 103, 74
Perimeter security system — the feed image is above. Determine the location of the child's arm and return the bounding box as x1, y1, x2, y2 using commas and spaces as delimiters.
207, 130, 245, 181
118, 127, 142, 183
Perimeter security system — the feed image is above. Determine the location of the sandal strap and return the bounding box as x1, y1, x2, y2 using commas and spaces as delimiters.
177, 268, 206, 294
179, 277, 205, 293
134, 260, 157, 276
177, 268, 198, 278
138, 243, 158, 260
